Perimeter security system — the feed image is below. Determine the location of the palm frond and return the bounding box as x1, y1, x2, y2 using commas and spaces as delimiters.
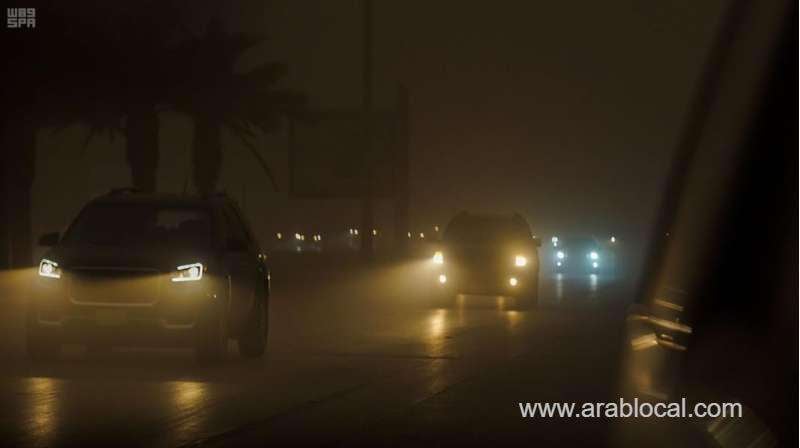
233, 132, 279, 192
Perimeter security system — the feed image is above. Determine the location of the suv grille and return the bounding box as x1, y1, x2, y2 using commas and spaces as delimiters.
68, 268, 161, 305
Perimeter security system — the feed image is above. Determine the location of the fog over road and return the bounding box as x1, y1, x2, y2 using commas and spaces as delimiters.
0, 255, 632, 447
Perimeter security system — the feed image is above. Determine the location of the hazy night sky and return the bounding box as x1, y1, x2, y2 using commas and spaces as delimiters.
31, 0, 727, 245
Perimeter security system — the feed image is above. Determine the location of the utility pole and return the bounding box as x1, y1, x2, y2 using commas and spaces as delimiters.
360, 0, 375, 260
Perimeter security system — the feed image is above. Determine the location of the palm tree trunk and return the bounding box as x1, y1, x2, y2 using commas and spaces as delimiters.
192, 114, 222, 195
126, 105, 159, 192
0, 117, 10, 269
4, 116, 36, 267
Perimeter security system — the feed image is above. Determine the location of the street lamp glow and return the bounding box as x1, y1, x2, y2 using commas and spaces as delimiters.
508, 277, 518, 287
438, 274, 447, 284
556, 250, 565, 259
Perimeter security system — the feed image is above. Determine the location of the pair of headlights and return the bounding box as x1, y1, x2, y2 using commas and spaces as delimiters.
432, 252, 528, 267
555, 251, 599, 260
38, 259, 204, 282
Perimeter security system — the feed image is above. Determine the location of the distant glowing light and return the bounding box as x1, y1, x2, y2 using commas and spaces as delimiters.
434, 225, 440, 232
354, 229, 359, 236
419, 232, 425, 239
407, 232, 412, 238
372, 229, 377, 236
610, 236, 616, 243
556, 261, 562, 267
515, 255, 527, 267
592, 261, 599, 269
433, 251, 444, 264
438, 274, 447, 284
551, 236, 558, 247
295, 233, 301, 240
589, 251, 599, 260
509, 277, 518, 287
556, 250, 565, 259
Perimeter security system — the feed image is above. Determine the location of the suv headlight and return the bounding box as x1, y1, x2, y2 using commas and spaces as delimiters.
432, 251, 444, 264
171, 263, 204, 282
515, 255, 527, 267
38, 259, 61, 279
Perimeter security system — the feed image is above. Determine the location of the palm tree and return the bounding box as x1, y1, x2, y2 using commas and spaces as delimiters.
0, 6, 79, 267
0, 2, 185, 267
174, 21, 307, 195
72, 2, 187, 192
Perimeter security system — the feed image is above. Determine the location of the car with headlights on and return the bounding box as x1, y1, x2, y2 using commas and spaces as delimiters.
552, 236, 606, 274
433, 212, 540, 307
27, 189, 270, 362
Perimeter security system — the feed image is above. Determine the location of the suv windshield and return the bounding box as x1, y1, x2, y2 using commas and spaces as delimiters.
444, 217, 529, 244
62, 204, 214, 248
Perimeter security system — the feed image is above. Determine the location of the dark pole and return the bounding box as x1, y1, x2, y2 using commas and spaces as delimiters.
360, 0, 374, 259
0, 117, 9, 269
394, 84, 410, 254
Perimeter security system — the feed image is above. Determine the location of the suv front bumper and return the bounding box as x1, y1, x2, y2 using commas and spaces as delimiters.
29, 275, 220, 346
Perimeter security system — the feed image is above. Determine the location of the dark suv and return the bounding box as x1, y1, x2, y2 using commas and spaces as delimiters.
27, 189, 270, 362
433, 212, 541, 306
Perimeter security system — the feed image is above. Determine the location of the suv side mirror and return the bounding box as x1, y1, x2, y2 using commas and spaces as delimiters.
38, 232, 59, 247
226, 238, 248, 252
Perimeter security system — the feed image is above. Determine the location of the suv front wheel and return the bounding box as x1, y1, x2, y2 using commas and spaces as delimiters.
238, 297, 267, 358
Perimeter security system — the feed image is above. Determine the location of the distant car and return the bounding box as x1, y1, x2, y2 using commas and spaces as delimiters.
551, 236, 608, 274
433, 212, 540, 306
27, 189, 270, 362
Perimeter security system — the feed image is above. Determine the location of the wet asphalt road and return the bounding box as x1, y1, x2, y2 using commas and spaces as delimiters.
0, 255, 632, 447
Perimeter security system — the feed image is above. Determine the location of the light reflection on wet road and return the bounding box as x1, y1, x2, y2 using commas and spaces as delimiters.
0, 262, 629, 447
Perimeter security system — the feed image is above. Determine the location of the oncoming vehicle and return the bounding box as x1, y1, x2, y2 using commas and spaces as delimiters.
433, 212, 540, 306
552, 236, 608, 274
27, 189, 270, 362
